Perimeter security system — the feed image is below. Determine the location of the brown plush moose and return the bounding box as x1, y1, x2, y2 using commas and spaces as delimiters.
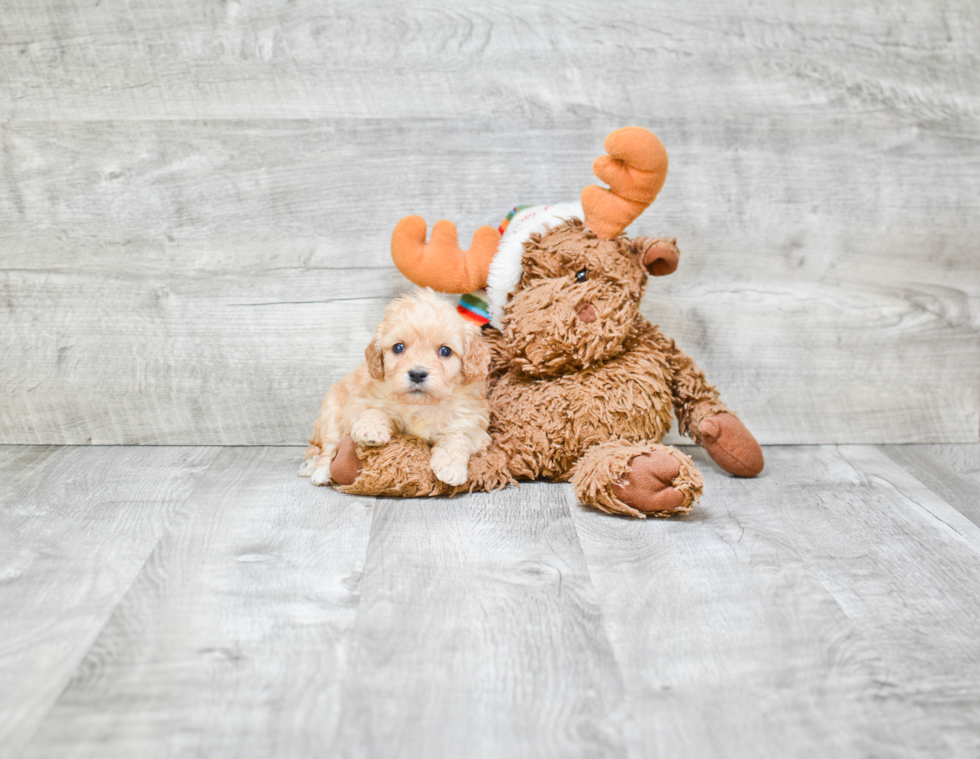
328, 126, 764, 517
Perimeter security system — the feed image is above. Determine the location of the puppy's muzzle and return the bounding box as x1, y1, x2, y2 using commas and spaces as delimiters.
408, 368, 429, 385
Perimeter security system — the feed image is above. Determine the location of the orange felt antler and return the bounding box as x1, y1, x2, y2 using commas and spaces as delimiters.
581, 127, 669, 239
390, 216, 500, 294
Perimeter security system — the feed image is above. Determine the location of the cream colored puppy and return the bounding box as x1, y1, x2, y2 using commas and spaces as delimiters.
299, 289, 491, 487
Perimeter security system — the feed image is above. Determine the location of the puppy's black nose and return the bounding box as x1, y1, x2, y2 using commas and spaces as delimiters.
408, 368, 428, 384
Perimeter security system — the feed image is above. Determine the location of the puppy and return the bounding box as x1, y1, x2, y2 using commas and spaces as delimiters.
299, 288, 491, 487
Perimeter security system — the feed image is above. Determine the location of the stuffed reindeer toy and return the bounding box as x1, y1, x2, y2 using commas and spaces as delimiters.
327, 127, 764, 517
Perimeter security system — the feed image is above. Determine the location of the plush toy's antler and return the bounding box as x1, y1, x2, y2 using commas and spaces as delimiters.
582, 127, 669, 239
391, 216, 500, 294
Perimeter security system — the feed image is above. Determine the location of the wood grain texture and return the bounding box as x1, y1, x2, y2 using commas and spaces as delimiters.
1, 0, 979, 445
19, 447, 375, 759
331, 484, 637, 759
879, 443, 980, 529
1, 119, 977, 445
0, 267, 399, 445
0, 445, 218, 758
4, 443, 980, 757
570, 444, 980, 758
4, 260, 974, 446
0, 1, 977, 122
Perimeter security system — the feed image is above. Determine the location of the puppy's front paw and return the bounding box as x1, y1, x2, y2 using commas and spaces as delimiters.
298, 458, 316, 477
351, 419, 391, 447
311, 465, 332, 486
430, 448, 469, 487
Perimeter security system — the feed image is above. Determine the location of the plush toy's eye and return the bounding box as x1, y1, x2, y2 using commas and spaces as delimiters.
575, 268, 588, 282
439, 346, 453, 358
392, 343, 405, 355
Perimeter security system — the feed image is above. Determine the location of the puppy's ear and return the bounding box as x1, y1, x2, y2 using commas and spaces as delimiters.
633, 236, 680, 277
365, 339, 385, 380
462, 334, 491, 383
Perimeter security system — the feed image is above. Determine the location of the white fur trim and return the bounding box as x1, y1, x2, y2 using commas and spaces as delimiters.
484, 201, 583, 328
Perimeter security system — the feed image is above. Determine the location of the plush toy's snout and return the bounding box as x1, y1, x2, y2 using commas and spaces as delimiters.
576, 302, 597, 323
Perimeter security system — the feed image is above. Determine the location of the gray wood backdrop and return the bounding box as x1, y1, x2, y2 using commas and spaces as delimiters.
1, 0, 978, 446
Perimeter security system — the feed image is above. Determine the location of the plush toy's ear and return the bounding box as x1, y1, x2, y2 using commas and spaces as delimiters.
365, 339, 385, 380
462, 333, 491, 382
633, 237, 680, 277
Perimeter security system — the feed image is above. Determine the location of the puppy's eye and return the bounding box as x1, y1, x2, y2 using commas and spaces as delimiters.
392, 343, 405, 355
575, 268, 588, 282
439, 346, 453, 358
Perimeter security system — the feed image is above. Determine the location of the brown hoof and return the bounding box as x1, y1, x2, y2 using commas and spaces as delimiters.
330, 436, 362, 486
612, 450, 687, 514
700, 414, 764, 477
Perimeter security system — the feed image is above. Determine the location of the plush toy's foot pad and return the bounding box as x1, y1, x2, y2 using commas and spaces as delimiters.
330, 436, 362, 486
612, 451, 687, 514
700, 413, 765, 478
571, 440, 703, 519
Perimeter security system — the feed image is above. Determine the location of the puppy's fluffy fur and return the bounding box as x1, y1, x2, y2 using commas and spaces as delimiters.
299, 288, 491, 487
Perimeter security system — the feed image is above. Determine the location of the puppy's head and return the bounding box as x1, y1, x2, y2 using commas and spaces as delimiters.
366, 288, 489, 405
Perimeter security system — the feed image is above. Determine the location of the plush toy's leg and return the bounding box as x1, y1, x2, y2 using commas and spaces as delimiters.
463, 440, 518, 492
331, 434, 517, 497
570, 440, 703, 519
665, 340, 764, 477
333, 434, 451, 497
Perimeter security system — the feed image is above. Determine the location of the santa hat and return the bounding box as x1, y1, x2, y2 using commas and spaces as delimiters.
455, 201, 584, 328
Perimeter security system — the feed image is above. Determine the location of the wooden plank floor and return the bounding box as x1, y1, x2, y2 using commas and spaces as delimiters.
2, 444, 979, 758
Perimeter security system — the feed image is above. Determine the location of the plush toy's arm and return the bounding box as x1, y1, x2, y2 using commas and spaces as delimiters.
663, 340, 729, 442
664, 338, 764, 477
